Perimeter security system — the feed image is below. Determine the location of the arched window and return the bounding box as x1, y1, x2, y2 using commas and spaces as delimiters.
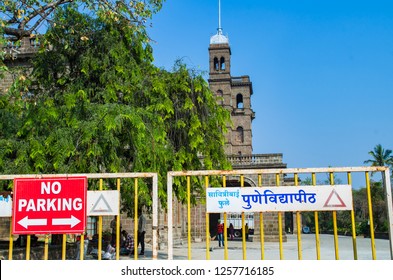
236, 93, 244, 109
214, 57, 219, 71
220, 57, 225, 70
236, 126, 244, 143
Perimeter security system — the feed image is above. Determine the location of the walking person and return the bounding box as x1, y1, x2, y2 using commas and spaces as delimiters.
138, 210, 146, 255
216, 219, 224, 247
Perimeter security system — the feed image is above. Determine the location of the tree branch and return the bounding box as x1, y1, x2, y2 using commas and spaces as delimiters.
19, 0, 73, 30
3, 27, 31, 40
27, 8, 54, 36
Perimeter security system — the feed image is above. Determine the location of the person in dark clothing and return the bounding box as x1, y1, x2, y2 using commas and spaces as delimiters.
138, 211, 146, 255
229, 223, 235, 240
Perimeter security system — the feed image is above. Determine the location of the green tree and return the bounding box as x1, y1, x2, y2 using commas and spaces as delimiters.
0, 5, 231, 215
363, 144, 392, 235
364, 144, 393, 169
0, 0, 164, 101
364, 144, 393, 194
0, 0, 163, 40
353, 181, 388, 234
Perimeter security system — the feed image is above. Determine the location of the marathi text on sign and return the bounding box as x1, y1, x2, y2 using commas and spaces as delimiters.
206, 185, 353, 213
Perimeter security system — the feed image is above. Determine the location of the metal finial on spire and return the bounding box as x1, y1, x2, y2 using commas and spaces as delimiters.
218, 0, 222, 34
210, 0, 228, 44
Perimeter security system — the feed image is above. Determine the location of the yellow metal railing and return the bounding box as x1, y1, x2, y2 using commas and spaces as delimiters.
166, 166, 393, 260
2, 172, 158, 260
258, 174, 265, 260
3, 167, 392, 260
295, 173, 302, 260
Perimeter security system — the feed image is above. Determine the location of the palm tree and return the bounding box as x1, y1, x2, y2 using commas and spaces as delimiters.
364, 144, 393, 191
364, 144, 393, 168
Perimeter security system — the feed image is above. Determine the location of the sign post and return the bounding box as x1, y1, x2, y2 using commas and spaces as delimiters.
12, 177, 87, 234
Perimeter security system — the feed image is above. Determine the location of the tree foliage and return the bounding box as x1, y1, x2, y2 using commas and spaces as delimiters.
353, 181, 389, 233
364, 144, 393, 169
0, 0, 164, 92
0, 4, 231, 215
0, 0, 163, 40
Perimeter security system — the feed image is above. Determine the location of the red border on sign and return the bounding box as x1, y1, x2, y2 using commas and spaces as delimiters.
12, 177, 87, 234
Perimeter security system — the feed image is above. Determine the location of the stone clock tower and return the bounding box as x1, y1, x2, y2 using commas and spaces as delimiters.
205, 1, 288, 243
208, 17, 255, 156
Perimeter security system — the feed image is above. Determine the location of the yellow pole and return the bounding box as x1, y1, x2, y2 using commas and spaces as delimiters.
205, 176, 210, 260
330, 172, 339, 260
365, 172, 377, 260
44, 234, 49, 260
276, 173, 283, 260
98, 179, 103, 260
241, 175, 246, 260
134, 178, 138, 259
347, 172, 358, 260
312, 173, 320, 260
295, 173, 302, 260
116, 178, 121, 260
62, 234, 66, 260
258, 174, 264, 260
26, 235, 31, 260
187, 176, 192, 260
8, 217, 13, 260
80, 233, 85, 260
223, 176, 228, 260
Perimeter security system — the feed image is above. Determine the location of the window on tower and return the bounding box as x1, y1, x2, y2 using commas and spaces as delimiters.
236, 93, 244, 109
220, 57, 226, 70
214, 57, 219, 71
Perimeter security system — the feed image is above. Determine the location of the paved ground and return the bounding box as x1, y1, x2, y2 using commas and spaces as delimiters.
125, 234, 392, 260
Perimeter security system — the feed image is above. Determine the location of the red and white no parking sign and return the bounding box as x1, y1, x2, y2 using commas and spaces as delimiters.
12, 177, 87, 234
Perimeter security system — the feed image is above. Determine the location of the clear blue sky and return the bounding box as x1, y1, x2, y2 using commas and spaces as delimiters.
147, 1, 393, 188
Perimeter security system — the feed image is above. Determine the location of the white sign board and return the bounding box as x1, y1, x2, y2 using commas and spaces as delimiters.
0, 194, 12, 217
87, 190, 119, 216
206, 185, 353, 213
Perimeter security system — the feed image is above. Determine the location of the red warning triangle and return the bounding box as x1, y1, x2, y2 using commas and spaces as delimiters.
323, 189, 346, 207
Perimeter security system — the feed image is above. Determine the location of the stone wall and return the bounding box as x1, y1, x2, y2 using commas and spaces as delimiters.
0, 217, 11, 238
1, 37, 37, 93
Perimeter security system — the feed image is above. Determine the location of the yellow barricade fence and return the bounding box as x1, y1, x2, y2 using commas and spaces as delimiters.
1, 172, 158, 260
166, 167, 393, 260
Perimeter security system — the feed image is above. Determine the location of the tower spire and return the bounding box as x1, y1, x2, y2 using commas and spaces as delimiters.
218, 0, 222, 34
210, 0, 228, 44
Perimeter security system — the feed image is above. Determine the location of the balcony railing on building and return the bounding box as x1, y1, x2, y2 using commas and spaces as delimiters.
227, 154, 286, 169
